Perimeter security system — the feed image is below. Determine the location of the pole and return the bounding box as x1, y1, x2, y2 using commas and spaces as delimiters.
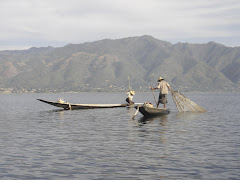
151, 87, 158, 107
128, 76, 131, 90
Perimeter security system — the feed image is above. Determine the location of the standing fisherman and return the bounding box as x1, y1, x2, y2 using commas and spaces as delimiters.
151, 77, 173, 108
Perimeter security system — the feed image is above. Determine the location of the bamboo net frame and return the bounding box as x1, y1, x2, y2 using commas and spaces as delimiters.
172, 91, 206, 112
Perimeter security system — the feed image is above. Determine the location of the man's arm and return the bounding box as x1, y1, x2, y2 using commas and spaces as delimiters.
151, 82, 160, 90
151, 87, 159, 90
167, 85, 173, 93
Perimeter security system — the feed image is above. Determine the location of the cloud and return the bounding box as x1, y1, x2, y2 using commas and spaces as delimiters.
1, 0, 240, 50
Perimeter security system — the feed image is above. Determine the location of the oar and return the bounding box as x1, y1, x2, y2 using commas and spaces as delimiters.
132, 105, 139, 120
151, 87, 158, 107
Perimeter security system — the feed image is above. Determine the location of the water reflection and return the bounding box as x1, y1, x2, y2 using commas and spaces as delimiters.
37, 109, 67, 120
138, 114, 168, 126
127, 106, 137, 117
173, 112, 206, 121
56, 110, 65, 119
138, 115, 169, 145
128, 113, 170, 158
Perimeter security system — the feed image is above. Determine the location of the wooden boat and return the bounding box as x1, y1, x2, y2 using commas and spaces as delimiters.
37, 99, 128, 110
136, 103, 170, 117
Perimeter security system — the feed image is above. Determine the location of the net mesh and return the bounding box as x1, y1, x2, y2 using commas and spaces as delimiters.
172, 91, 206, 112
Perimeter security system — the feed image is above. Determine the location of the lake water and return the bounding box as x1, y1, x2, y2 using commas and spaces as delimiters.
0, 92, 240, 180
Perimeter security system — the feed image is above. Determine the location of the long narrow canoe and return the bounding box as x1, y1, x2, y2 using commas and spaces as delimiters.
137, 104, 170, 117
37, 99, 128, 110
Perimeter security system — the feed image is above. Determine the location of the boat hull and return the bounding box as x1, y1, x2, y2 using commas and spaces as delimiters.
138, 105, 170, 117
37, 99, 128, 110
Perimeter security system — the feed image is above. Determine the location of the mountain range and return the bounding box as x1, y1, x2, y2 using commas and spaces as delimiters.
0, 35, 240, 93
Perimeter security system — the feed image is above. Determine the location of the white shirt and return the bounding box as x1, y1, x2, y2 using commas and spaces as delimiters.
157, 80, 170, 94
127, 92, 133, 101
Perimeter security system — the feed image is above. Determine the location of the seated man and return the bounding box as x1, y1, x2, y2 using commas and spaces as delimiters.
126, 90, 135, 105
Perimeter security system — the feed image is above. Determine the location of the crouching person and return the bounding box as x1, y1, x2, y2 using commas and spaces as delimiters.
126, 90, 135, 105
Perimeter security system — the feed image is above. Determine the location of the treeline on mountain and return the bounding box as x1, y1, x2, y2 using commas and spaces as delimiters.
0, 35, 240, 93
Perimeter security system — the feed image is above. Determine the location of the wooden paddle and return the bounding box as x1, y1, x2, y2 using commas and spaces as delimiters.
132, 105, 139, 120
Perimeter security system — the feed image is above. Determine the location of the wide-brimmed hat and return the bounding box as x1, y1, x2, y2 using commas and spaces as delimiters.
157, 77, 164, 82
130, 90, 135, 95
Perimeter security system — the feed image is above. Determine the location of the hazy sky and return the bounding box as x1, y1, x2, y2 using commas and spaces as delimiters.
1, 0, 240, 50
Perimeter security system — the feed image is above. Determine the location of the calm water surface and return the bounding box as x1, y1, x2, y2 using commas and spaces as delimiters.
0, 92, 240, 180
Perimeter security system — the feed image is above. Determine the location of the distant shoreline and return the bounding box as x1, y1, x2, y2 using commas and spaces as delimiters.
1, 90, 240, 94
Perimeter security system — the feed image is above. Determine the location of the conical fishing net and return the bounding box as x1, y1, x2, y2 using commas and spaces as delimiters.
172, 91, 206, 112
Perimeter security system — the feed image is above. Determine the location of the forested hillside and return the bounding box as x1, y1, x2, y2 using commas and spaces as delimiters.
0, 35, 239, 93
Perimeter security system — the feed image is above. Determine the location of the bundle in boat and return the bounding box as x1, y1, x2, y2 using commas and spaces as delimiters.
172, 91, 206, 112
